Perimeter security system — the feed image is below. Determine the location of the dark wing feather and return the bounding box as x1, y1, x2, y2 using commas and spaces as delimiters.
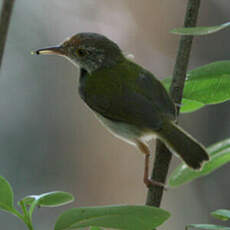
135, 69, 176, 121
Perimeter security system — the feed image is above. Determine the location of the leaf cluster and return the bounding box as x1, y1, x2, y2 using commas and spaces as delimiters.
0, 175, 170, 230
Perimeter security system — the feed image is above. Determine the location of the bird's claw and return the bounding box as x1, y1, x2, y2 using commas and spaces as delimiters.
144, 178, 168, 191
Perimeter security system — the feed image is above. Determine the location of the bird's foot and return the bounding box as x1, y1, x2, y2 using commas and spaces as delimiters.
144, 177, 167, 191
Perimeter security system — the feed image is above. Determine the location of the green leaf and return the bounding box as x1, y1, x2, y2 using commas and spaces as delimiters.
162, 61, 230, 113
211, 209, 230, 221
169, 138, 230, 187
0, 175, 15, 213
90, 227, 103, 230
187, 224, 230, 230
180, 99, 204, 113
170, 22, 230, 36
21, 191, 74, 208
55, 205, 170, 230
20, 191, 74, 219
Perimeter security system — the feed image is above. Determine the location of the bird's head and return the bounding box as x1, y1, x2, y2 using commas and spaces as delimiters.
34, 33, 124, 73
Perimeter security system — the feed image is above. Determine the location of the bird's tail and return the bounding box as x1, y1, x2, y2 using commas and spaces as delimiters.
158, 121, 209, 169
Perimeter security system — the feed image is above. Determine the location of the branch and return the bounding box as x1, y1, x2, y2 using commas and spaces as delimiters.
0, 0, 15, 70
146, 0, 201, 207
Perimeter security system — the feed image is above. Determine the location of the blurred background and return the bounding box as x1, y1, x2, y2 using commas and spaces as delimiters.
0, 0, 230, 229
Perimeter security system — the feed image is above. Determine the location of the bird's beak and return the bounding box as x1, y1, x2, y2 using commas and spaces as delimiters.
33, 46, 66, 56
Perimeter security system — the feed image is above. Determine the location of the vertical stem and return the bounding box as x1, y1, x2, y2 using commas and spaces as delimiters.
19, 201, 34, 230
170, 0, 201, 104
0, 0, 15, 70
146, 0, 201, 207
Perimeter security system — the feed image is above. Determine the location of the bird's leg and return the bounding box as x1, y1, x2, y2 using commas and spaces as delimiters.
136, 140, 166, 189
144, 154, 166, 189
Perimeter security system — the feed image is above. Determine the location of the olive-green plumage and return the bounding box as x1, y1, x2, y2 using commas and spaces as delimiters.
79, 60, 175, 128
35, 32, 209, 178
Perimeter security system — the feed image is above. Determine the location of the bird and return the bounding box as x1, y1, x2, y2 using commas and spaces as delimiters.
34, 32, 209, 187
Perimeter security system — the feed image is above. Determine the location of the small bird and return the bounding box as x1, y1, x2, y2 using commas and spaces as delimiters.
34, 33, 209, 187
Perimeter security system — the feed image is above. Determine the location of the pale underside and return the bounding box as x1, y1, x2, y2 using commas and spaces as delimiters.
95, 111, 182, 161
95, 112, 155, 148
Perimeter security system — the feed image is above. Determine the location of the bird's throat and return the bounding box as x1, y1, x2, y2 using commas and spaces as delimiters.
78, 68, 88, 102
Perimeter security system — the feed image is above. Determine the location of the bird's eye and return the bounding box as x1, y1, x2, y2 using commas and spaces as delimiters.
77, 48, 87, 57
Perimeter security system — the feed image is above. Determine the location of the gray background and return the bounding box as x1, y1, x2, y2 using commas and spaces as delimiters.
0, 0, 230, 229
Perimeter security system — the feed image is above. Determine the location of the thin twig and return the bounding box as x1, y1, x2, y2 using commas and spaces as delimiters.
146, 0, 201, 207
0, 0, 15, 70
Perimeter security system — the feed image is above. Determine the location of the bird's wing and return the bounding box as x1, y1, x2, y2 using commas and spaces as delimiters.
126, 61, 176, 121
86, 85, 164, 131
81, 61, 175, 131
